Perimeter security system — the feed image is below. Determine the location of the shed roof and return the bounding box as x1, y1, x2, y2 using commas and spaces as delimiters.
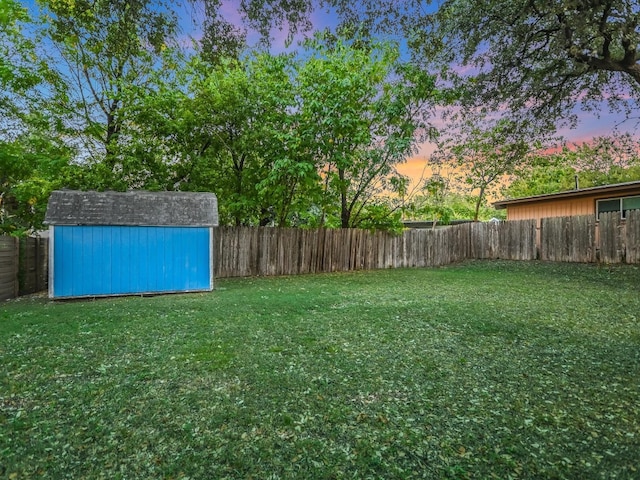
493, 180, 640, 210
45, 190, 218, 227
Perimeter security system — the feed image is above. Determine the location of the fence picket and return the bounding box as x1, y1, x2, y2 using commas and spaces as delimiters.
626, 210, 640, 264
2, 214, 638, 299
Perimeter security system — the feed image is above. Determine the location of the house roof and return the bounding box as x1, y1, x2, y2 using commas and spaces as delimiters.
402, 220, 473, 229
493, 180, 640, 210
45, 190, 219, 227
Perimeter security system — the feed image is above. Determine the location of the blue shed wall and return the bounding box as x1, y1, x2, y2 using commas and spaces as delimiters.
51, 225, 212, 298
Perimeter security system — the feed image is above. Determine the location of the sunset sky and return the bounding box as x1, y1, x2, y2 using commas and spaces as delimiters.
397, 105, 632, 190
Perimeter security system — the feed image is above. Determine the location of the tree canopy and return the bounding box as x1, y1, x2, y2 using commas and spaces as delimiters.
3, 0, 639, 234
507, 134, 640, 198
408, 0, 640, 128
305, 0, 640, 129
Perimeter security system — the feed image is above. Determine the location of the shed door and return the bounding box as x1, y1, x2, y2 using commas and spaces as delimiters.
51, 226, 212, 297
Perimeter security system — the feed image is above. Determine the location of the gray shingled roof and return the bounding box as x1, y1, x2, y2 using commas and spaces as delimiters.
45, 190, 218, 227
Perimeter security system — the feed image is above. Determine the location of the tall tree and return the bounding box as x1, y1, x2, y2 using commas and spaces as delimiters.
441, 118, 535, 221
272, 1, 640, 130
185, 54, 314, 226
0, 0, 73, 234
127, 52, 319, 227
35, 0, 179, 177
298, 33, 436, 228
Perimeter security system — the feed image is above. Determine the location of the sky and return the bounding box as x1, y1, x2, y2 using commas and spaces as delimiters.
174, 1, 638, 187
398, 107, 635, 186
26, 0, 636, 148
22, 0, 638, 192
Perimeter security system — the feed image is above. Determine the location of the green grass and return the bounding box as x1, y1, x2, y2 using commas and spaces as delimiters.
1, 261, 639, 479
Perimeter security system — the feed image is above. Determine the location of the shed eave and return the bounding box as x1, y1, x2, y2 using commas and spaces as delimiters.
45, 190, 219, 227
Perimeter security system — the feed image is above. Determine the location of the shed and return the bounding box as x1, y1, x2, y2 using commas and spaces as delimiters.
44, 190, 218, 299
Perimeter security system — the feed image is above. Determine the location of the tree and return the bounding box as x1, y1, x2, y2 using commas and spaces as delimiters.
126, 52, 320, 227
0, 0, 74, 234
409, 175, 456, 226
297, 33, 436, 228
440, 118, 535, 221
418, 0, 640, 128
187, 54, 317, 226
278, 1, 639, 130
0, 0, 40, 94
34, 0, 179, 177
507, 134, 640, 198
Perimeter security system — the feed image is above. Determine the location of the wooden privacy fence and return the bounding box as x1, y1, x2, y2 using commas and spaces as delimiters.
0, 236, 49, 301
0, 236, 19, 301
539, 211, 640, 263
1, 212, 638, 299
215, 220, 538, 278
216, 214, 638, 278
18, 236, 49, 295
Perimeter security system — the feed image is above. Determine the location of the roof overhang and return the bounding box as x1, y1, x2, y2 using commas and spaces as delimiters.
493, 181, 640, 210
45, 190, 219, 227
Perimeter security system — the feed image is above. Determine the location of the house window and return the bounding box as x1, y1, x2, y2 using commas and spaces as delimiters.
623, 196, 640, 218
597, 195, 640, 219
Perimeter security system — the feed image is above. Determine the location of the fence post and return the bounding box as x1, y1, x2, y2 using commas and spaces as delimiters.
13, 236, 19, 298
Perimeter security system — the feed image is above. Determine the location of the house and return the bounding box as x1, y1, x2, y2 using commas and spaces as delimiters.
493, 180, 640, 223
44, 190, 218, 299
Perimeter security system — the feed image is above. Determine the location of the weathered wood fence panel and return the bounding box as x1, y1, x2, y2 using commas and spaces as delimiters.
540, 216, 596, 263
456, 220, 537, 261
215, 215, 636, 278
214, 220, 539, 278
599, 212, 624, 263
626, 210, 640, 264
19, 236, 49, 296
0, 235, 49, 300
0, 236, 19, 301
2, 214, 638, 297
498, 219, 538, 260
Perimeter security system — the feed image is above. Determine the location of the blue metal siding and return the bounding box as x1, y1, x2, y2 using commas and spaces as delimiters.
52, 225, 212, 298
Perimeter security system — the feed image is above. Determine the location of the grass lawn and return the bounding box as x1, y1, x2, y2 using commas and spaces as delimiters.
1, 261, 639, 479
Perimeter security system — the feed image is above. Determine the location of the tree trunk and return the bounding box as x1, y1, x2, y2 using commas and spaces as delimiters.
339, 168, 350, 228
474, 186, 485, 222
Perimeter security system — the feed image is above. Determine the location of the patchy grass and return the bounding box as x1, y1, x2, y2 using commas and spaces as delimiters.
1, 261, 639, 479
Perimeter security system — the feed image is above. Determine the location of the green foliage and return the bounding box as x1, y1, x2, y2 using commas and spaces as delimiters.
0, 0, 50, 95
407, 188, 503, 223
0, 1, 73, 234
199, 0, 316, 56
298, 33, 437, 228
439, 117, 535, 221
507, 134, 640, 198
126, 52, 320, 226
423, 0, 640, 128
1, 0, 181, 230
319, 0, 640, 129
0, 136, 72, 234
2, 262, 640, 478
405, 175, 455, 224
124, 34, 436, 231
1, 2, 444, 233
34, 0, 180, 170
